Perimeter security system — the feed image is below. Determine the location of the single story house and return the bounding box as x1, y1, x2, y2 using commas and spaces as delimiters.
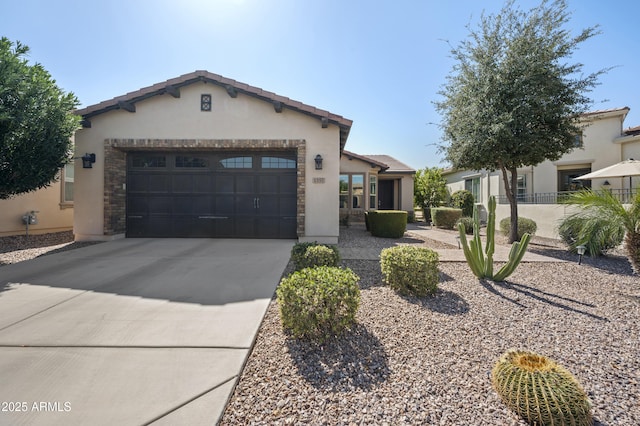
339, 151, 415, 221
72, 70, 414, 244
443, 107, 640, 238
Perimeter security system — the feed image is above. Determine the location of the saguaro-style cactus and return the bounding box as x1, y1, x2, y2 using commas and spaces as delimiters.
492, 349, 592, 425
457, 196, 531, 281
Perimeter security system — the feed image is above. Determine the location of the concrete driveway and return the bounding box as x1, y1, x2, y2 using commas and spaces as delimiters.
0, 238, 293, 426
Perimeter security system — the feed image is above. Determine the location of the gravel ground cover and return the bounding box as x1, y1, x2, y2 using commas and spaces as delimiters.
0, 231, 102, 266
221, 225, 640, 425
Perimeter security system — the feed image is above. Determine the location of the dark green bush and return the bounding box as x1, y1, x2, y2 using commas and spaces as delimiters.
499, 217, 537, 240
558, 214, 624, 256
291, 242, 340, 271
431, 207, 462, 229
380, 246, 439, 296
456, 216, 475, 235
368, 210, 407, 238
407, 211, 416, 223
276, 266, 360, 340
450, 190, 475, 217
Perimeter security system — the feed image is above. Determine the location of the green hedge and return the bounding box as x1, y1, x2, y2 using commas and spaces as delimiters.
380, 246, 439, 296
431, 207, 462, 229
456, 216, 475, 235
291, 242, 340, 271
276, 266, 360, 340
368, 210, 407, 238
450, 190, 475, 217
499, 217, 537, 240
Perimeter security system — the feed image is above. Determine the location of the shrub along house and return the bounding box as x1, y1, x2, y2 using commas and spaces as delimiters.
73, 71, 414, 244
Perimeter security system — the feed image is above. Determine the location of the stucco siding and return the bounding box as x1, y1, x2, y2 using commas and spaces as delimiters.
74, 82, 341, 242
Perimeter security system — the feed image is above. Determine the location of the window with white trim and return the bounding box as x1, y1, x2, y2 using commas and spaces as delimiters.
62, 163, 74, 204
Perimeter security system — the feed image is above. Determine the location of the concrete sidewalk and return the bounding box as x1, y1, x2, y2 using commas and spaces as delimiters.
0, 238, 293, 426
341, 223, 565, 263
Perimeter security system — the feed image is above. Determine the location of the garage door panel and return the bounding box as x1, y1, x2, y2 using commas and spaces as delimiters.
148, 197, 172, 214
216, 176, 234, 193
127, 152, 297, 238
235, 175, 254, 193
148, 175, 171, 192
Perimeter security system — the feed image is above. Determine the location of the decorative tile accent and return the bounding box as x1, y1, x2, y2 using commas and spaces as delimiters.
103, 139, 306, 237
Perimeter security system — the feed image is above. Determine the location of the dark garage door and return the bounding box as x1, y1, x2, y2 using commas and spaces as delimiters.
126, 152, 297, 238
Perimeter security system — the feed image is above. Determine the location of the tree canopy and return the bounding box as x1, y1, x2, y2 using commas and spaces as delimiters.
414, 167, 448, 216
435, 0, 606, 242
0, 37, 80, 199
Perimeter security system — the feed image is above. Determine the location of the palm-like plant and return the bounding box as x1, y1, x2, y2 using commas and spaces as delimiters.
562, 189, 640, 274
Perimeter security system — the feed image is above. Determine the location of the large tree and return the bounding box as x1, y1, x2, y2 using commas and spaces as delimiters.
0, 37, 80, 199
435, 0, 606, 243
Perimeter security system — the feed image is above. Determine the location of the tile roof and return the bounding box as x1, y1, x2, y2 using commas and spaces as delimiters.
623, 125, 640, 136
361, 154, 415, 174
579, 106, 630, 119
74, 70, 353, 148
341, 150, 389, 170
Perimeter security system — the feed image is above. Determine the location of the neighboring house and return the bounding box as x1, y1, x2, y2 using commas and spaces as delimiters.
73, 70, 356, 244
339, 151, 415, 221
443, 107, 640, 238
0, 164, 75, 237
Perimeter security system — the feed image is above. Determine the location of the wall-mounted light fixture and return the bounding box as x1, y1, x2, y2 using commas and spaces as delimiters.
602, 180, 611, 187
80, 153, 96, 169
314, 154, 323, 170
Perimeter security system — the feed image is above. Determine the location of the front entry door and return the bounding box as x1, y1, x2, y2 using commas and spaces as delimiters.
378, 180, 394, 210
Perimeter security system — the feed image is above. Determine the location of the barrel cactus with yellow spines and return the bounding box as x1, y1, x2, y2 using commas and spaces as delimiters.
491, 349, 592, 426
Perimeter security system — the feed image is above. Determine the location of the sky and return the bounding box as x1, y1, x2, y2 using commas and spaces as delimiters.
2, 0, 639, 170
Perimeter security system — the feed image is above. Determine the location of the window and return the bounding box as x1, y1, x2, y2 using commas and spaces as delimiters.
465, 177, 481, 203
573, 133, 583, 148
558, 169, 591, 192
352, 174, 364, 209
62, 163, 74, 204
369, 176, 377, 210
261, 156, 296, 169
517, 175, 527, 201
339, 175, 349, 208
339, 174, 365, 209
220, 156, 252, 168
175, 156, 208, 168
132, 155, 166, 168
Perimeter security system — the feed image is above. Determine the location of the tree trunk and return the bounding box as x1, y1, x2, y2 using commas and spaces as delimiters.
625, 230, 640, 275
500, 165, 519, 244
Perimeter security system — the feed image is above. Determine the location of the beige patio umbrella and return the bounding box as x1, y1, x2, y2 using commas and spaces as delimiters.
576, 159, 640, 191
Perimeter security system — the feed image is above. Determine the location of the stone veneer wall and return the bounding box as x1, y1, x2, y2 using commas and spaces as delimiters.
103, 139, 306, 237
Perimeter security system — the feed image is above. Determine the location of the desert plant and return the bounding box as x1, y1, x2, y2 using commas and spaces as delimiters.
456, 217, 475, 235
558, 214, 624, 256
492, 349, 592, 426
499, 216, 537, 241
368, 210, 407, 238
291, 242, 340, 271
561, 190, 639, 273
431, 207, 463, 229
458, 196, 530, 281
276, 266, 360, 341
380, 246, 439, 296
450, 189, 475, 217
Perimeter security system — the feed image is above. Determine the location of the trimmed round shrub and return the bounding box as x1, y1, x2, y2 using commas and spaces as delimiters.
455, 216, 475, 235
450, 190, 475, 217
380, 246, 439, 296
558, 214, 624, 256
499, 216, 537, 240
368, 210, 407, 238
291, 242, 340, 271
492, 349, 592, 426
431, 207, 462, 229
276, 266, 360, 340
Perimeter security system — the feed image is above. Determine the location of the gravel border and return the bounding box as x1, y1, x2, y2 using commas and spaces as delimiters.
220, 225, 639, 425
0, 231, 103, 266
